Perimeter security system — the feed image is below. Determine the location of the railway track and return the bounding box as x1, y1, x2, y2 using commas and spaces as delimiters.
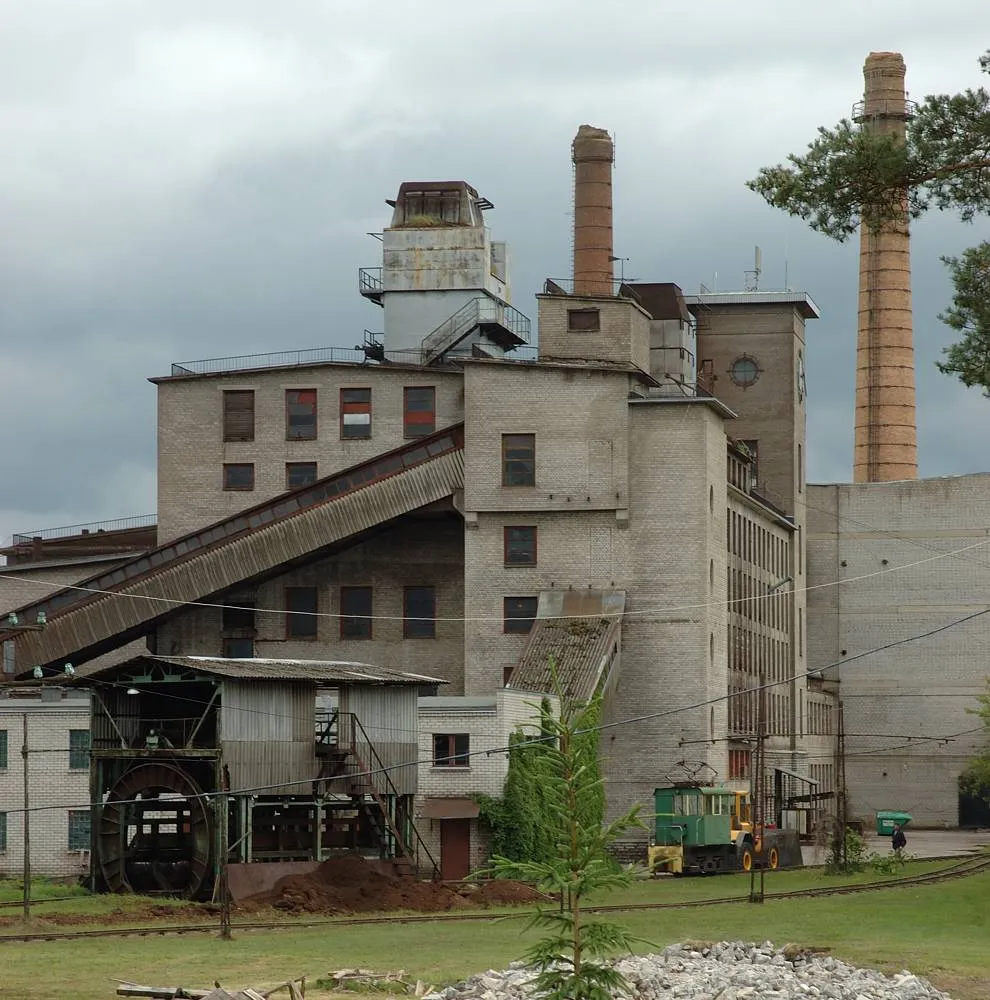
1, 854, 987, 945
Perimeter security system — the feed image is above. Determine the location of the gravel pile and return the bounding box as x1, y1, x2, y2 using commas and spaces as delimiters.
427, 941, 953, 1000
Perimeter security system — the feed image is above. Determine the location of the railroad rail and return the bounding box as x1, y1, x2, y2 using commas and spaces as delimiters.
0, 855, 987, 945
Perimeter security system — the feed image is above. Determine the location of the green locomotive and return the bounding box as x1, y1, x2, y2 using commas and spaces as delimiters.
647, 783, 803, 875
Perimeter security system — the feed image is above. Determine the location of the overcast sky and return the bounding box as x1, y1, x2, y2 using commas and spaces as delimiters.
1, 1, 988, 547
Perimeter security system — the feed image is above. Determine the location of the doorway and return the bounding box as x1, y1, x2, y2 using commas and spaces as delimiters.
439, 818, 471, 880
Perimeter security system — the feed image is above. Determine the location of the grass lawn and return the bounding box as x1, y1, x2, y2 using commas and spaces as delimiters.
1, 865, 988, 1000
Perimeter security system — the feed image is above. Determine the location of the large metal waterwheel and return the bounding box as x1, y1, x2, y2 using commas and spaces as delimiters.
98, 762, 214, 900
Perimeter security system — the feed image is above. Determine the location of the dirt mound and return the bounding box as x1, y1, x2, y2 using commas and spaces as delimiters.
466, 879, 549, 907
243, 854, 472, 915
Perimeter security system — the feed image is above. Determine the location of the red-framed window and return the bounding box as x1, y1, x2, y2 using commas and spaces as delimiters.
503, 596, 538, 634
340, 388, 372, 439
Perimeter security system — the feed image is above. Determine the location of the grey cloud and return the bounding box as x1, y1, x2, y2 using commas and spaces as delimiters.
0, 1, 987, 548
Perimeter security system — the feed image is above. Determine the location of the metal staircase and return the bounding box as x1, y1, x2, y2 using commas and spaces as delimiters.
420, 296, 530, 366
1, 425, 465, 674
316, 709, 438, 878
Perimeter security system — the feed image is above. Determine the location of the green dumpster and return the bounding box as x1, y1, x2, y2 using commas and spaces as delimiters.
875, 810, 912, 835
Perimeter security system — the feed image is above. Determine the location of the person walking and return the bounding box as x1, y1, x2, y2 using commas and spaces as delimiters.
891, 824, 907, 853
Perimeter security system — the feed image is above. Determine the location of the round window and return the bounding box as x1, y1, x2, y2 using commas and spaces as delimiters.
729, 355, 761, 388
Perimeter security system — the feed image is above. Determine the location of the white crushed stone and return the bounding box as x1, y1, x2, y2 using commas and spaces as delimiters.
426, 941, 953, 1000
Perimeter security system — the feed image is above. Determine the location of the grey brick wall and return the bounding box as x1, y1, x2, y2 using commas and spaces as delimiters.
0, 694, 92, 880
156, 517, 466, 690
537, 295, 651, 373
155, 365, 465, 543
807, 474, 990, 826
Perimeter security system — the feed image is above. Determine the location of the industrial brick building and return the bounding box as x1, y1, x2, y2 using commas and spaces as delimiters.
807, 476, 990, 827
0, 125, 838, 880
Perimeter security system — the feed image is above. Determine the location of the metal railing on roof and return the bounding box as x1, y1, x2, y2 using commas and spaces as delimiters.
851, 98, 918, 122
542, 277, 631, 297
10, 514, 157, 546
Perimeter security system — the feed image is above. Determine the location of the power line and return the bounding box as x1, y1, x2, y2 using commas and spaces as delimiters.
4, 601, 988, 819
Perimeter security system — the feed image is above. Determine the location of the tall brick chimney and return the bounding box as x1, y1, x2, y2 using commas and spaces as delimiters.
572, 125, 614, 296
853, 52, 918, 483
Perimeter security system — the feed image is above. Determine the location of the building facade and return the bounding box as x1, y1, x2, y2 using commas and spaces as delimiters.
807, 475, 990, 827
1, 133, 840, 861
0, 689, 91, 880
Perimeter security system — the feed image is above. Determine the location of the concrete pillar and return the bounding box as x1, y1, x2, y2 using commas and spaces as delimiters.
853, 51, 918, 483
572, 125, 614, 296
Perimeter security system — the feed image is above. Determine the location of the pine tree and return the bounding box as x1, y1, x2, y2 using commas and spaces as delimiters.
747, 50, 990, 392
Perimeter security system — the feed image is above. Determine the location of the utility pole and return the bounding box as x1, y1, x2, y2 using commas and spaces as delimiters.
834, 701, 848, 868
22, 713, 30, 921
218, 793, 231, 940
749, 675, 766, 904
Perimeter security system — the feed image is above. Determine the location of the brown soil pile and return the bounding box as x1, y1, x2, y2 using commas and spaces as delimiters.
244, 854, 472, 915
241, 854, 545, 916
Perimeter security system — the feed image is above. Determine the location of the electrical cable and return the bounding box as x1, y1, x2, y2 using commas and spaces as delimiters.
6, 602, 989, 818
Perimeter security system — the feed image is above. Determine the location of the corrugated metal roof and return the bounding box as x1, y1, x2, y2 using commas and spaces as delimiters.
509, 591, 624, 702
88, 654, 447, 686
684, 290, 820, 319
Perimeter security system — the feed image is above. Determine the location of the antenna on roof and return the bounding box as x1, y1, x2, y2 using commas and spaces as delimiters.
744, 246, 762, 292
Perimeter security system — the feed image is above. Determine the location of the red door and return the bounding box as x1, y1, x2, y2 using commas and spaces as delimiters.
440, 819, 472, 880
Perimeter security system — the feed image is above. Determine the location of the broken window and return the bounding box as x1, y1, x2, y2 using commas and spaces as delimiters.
286, 389, 318, 440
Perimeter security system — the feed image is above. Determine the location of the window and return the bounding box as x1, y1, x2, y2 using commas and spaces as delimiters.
502, 434, 535, 486
286, 389, 318, 440
0, 812, 5, 851
729, 355, 761, 388
432, 733, 469, 767
223, 463, 254, 491
403, 586, 436, 638
504, 526, 537, 566
729, 749, 751, 779
340, 586, 373, 639
340, 388, 372, 439
68, 809, 90, 851
222, 390, 255, 442
741, 440, 759, 488
503, 665, 515, 686
503, 596, 538, 634
222, 600, 255, 631
222, 637, 255, 658
403, 386, 436, 438
567, 308, 600, 332
0, 730, 6, 769
286, 462, 318, 489
69, 730, 90, 770
285, 586, 319, 639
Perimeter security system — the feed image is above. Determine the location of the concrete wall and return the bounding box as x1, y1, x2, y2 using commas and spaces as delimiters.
806, 475, 990, 826
155, 516, 466, 690
155, 364, 465, 543
0, 692, 91, 879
